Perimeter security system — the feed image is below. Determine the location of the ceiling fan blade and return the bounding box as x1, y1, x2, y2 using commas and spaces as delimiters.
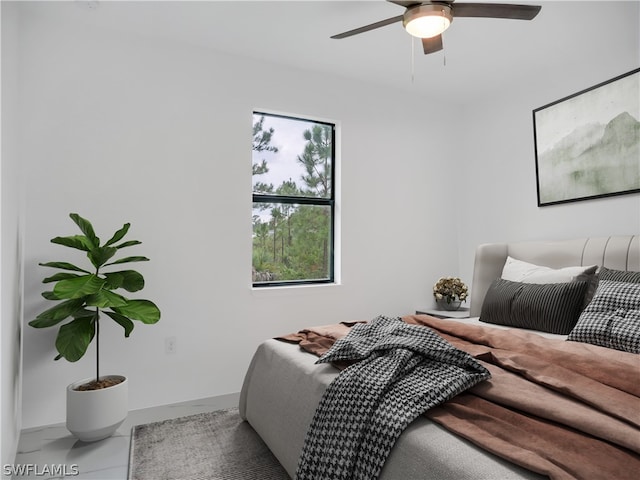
452, 3, 541, 20
386, 1, 423, 7
422, 35, 443, 54
331, 15, 404, 39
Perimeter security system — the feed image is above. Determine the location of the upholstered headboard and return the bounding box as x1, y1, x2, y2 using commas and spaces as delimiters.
469, 235, 640, 317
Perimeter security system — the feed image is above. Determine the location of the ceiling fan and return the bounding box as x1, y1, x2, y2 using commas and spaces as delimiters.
331, 1, 541, 55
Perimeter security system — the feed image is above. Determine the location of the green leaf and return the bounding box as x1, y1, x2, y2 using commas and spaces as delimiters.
55, 316, 95, 362
29, 299, 85, 328
53, 275, 105, 299
42, 291, 61, 300
112, 299, 160, 324
102, 271, 124, 289
104, 311, 135, 337
104, 256, 149, 266
87, 246, 117, 269
104, 223, 130, 247
85, 290, 128, 308
73, 308, 98, 320
69, 213, 99, 248
43, 272, 80, 284
114, 240, 141, 249
39, 262, 90, 274
103, 270, 145, 292
50, 235, 93, 252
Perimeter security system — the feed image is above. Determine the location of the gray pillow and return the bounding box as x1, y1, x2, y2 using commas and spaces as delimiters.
480, 278, 589, 335
575, 266, 599, 309
567, 280, 640, 353
598, 267, 640, 284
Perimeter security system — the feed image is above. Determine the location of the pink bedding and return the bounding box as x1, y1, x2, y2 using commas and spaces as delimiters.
278, 314, 640, 480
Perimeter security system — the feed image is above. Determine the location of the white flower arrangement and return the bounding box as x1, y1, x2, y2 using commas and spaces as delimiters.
433, 276, 468, 304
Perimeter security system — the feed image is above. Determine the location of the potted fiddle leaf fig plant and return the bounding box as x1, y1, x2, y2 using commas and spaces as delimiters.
29, 213, 161, 442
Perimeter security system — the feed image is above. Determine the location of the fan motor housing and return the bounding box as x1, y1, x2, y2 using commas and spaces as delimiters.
403, 4, 453, 38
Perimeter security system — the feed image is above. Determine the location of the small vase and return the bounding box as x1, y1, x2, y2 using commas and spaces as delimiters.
438, 298, 462, 311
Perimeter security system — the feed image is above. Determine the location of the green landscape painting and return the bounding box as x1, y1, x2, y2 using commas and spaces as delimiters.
534, 69, 640, 206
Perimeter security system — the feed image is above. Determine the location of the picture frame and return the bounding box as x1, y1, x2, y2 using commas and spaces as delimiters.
533, 68, 640, 206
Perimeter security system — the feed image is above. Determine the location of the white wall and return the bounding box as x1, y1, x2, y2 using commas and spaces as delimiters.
12, 1, 640, 431
455, 3, 640, 284
17, 13, 461, 428
1, 0, 24, 467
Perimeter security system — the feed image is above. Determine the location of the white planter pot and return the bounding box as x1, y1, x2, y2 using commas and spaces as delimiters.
66, 375, 128, 442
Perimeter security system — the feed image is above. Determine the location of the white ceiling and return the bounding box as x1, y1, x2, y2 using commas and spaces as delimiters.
17, 1, 640, 103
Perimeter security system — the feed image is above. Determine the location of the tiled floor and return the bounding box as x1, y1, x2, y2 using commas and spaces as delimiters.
12, 393, 239, 479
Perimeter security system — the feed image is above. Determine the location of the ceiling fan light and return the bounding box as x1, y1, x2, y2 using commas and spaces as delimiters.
403, 4, 452, 39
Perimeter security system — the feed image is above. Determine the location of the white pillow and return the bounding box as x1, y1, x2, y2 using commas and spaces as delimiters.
501, 256, 597, 284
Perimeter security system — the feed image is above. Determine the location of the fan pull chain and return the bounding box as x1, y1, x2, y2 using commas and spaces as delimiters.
411, 36, 415, 84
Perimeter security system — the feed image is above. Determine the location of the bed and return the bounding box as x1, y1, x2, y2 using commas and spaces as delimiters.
239, 235, 640, 480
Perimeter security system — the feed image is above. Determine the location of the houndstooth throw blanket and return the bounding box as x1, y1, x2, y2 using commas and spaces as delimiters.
295, 315, 491, 480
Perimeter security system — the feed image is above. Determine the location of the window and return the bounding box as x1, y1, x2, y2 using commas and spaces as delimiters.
252, 111, 335, 287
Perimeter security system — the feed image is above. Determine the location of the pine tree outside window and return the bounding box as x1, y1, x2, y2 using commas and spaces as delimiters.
252, 112, 335, 287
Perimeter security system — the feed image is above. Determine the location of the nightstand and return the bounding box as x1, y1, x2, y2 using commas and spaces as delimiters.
415, 307, 470, 319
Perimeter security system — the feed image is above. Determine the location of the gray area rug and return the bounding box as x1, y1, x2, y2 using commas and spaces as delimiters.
128, 407, 290, 480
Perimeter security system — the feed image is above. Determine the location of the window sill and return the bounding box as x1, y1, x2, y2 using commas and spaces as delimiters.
250, 282, 341, 297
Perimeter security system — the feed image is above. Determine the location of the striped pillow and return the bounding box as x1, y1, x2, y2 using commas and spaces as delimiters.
598, 267, 640, 283
480, 278, 589, 334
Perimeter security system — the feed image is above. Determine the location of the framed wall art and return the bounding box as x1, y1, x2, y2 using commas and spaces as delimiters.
533, 68, 640, 206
